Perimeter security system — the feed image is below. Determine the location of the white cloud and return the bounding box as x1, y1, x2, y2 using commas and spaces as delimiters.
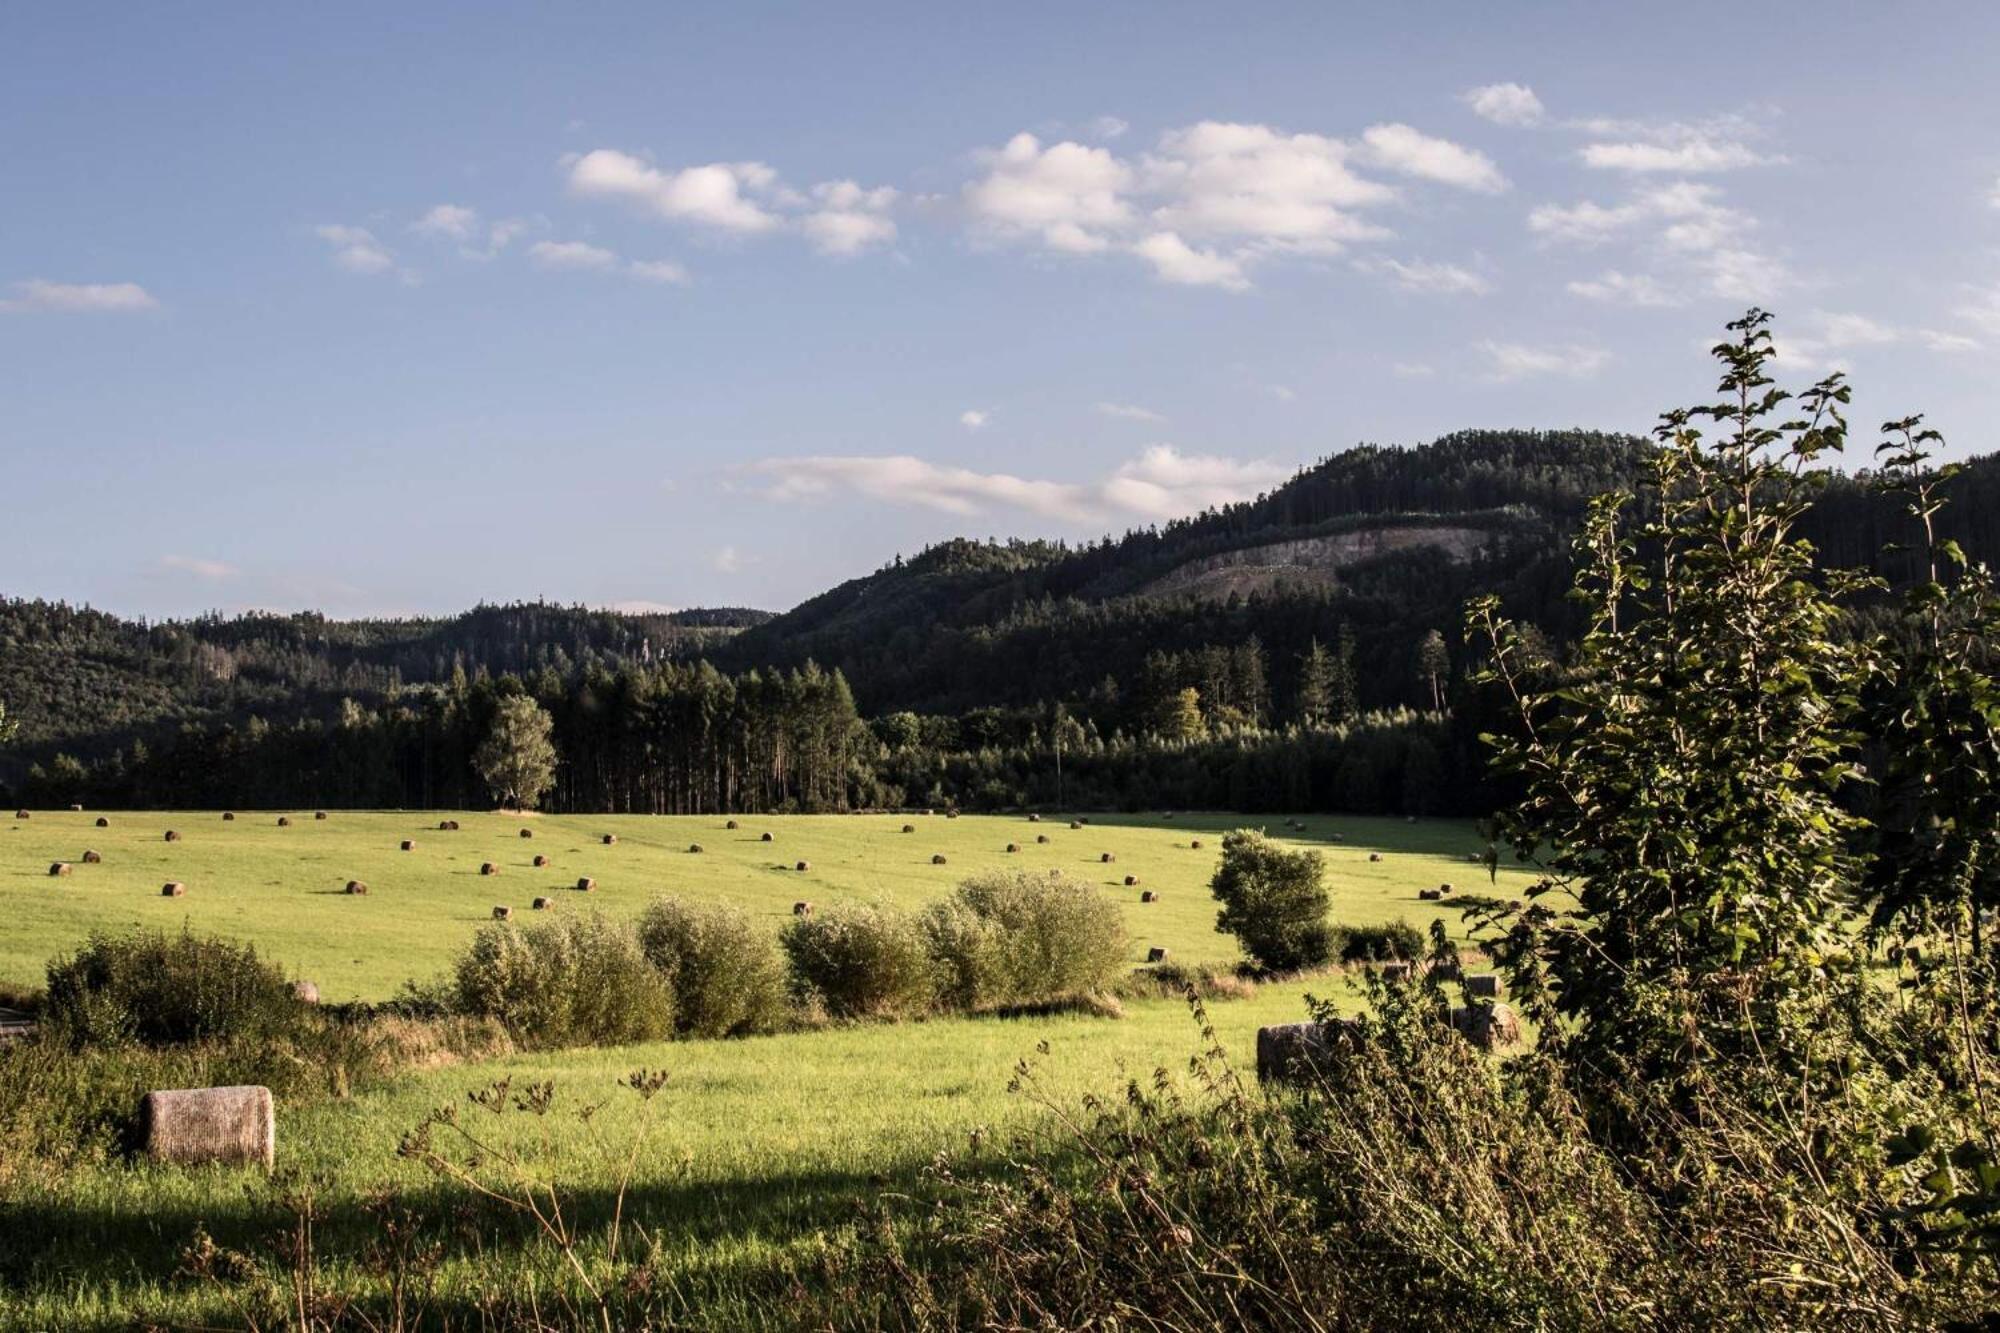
712, 546, 744, 574
959, 409, 988, 429
1142, 122, 1394, 252
1, 279, 157, 312
1363, 256, 1492, 295
1565, 269, 1684, 307
315, 224, 395, 274
1091, 115, 1130, 140
1478, 340, 1610, 381
161, 554, 238, 580
1463, 83, 1545, 128
1580, 138, 1771, 173
1132, 231, 1249, 290
963, 132, 1134, 253
1532, 181, 1788, 303
803, 179, 898, 255
627, 259, 690, 285
1956, 282, 2000, 336
412, 203, 478, 240
530, 239, 619, 270
1359, 123, 1508, 192
1096, 401, 1167, 423
568, 149, 784, 232
752, 445, 1286, 525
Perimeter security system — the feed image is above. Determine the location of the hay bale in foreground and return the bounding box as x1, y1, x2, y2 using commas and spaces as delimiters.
1466, 973, 1501, 999
48, 862, 72, 877
142, 1085, 274, 1170
1146, 946, 1169, 963
292, 981, 319, 1004
575, 877, 596, 892
1256, 1019, 1363, 1084
82, 850, 102, 864
95, 816, 109, 828
161, 882, 186, 897
1450, 1002, 1523, 1050
345, 881, 368, 895
492, 905, 512, 920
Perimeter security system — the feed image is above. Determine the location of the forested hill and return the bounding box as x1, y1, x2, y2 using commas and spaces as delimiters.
0, 601, 768, 757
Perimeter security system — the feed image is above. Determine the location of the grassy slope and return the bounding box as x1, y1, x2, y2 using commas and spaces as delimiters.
0, 810, 1525, 1001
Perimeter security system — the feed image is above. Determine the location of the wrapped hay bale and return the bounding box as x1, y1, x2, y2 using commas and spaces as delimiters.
1256, 1019, 1363, 1084
1450, 1002, 1523, 1050
141, 1085, 275, 1170
48, 862, 72, 877
480, 863, 499, 876
82, 850, 102, 864
292, 981, 319, 1004
161, 882, 186, 897
575, 877, 596, 892
1466, 973, 1501, 999
345, 881, 368, 895
492, 905, 512, 920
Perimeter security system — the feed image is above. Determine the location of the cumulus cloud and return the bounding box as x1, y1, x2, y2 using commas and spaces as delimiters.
160, 554, 238, 580
1565, 269, 1684, 306
1132, 231, 1249, 290
1532, 181, 1788, 303
1, 279, 158, 312
315, 224, 395, 274
803, 180, 898, 255
1358, 123, 1508, 192
963, 132, 1134, 253
1463, 83, 1545, 128
1362, 256, 1492, 295
1096, 401, 1167, 423
1570, 114, 1782, 174
530, 239, 619, 270
627, 259, 690, 284
959, 409, 988, 429
568, 149, 785, 232
1478, 340, 1610, 381
1142, 121, 1395, 251
412, 203, 479, 240
751, 445, 1287, 525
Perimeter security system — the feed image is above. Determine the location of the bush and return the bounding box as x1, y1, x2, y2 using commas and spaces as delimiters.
1208, 829, 1333, 972
781, 903, 936, 1021
637, 897, 789, 1039
1331, 921, 1426, 964
43, 928, 306, 1048
924, 869, 1127, 1010
451, 913, 671, 1049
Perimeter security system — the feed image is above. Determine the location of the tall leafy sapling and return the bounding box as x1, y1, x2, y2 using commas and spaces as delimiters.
474, 694, 559, 811
1209, 828, 1333, 972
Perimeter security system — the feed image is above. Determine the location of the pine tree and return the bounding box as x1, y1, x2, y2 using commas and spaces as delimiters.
1416, 629, 1450, 712
1296, 639, 1334, 727
1331, 623, 1360, 724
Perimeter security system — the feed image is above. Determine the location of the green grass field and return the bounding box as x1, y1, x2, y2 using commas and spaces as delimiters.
1, 809, 1525, 1001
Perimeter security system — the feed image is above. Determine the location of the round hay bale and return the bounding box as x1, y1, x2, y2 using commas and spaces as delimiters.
1368, 852, 1383, 863
315, 811, 328, 821
292, 981, 320, 1004
492, 905, 512, 920
163, 830, 181, 843
793, 901, 813, 916
1100, 852, 1115, 863
480, 862, 499, 876
95, 816, 109, 828
931, 854, 948, 865
601, 834, 618, 846
795, 860, 811, 872
13, 810, 28, 821
1140, 890, 1157, 903
1069, 820, 1083, 830
946, 811, 959, 820
1465, 973, 1501, 1000
688, 843, 703, 854
575, 877, 596, 892
1256, 1019, 1364, 1084
1036, 834, 1050, 844
141, 1085, 274, 1170
48, 862, 72, 877
726, 819, 740, 830
1450, 1001, 1523, 1050
345, 880, 368, 895
520, 828, 533, 839
1439, 882, 1453, 894
533, 854, 550, 867
1419, 888, 1443, 901
81, 849, 103, 864
278, 817, 292, 828
70, 803, 83, 812
1006, 843, 1020, 853
1123, 874, 1139, 886
1146, 946, 1169, 964
760, 832, 774, 843
1190, 838, 1204, 850
400, 840, 416, 851
533, 897, 555, 911
162, 882, 186, 897
902, 824, 916, 834
1381, 961, 1413, 982
1028, 813, 1041, 823
222, 812, 235, 821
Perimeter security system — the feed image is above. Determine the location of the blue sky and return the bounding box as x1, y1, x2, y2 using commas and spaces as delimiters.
6, 1, 1999, 619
